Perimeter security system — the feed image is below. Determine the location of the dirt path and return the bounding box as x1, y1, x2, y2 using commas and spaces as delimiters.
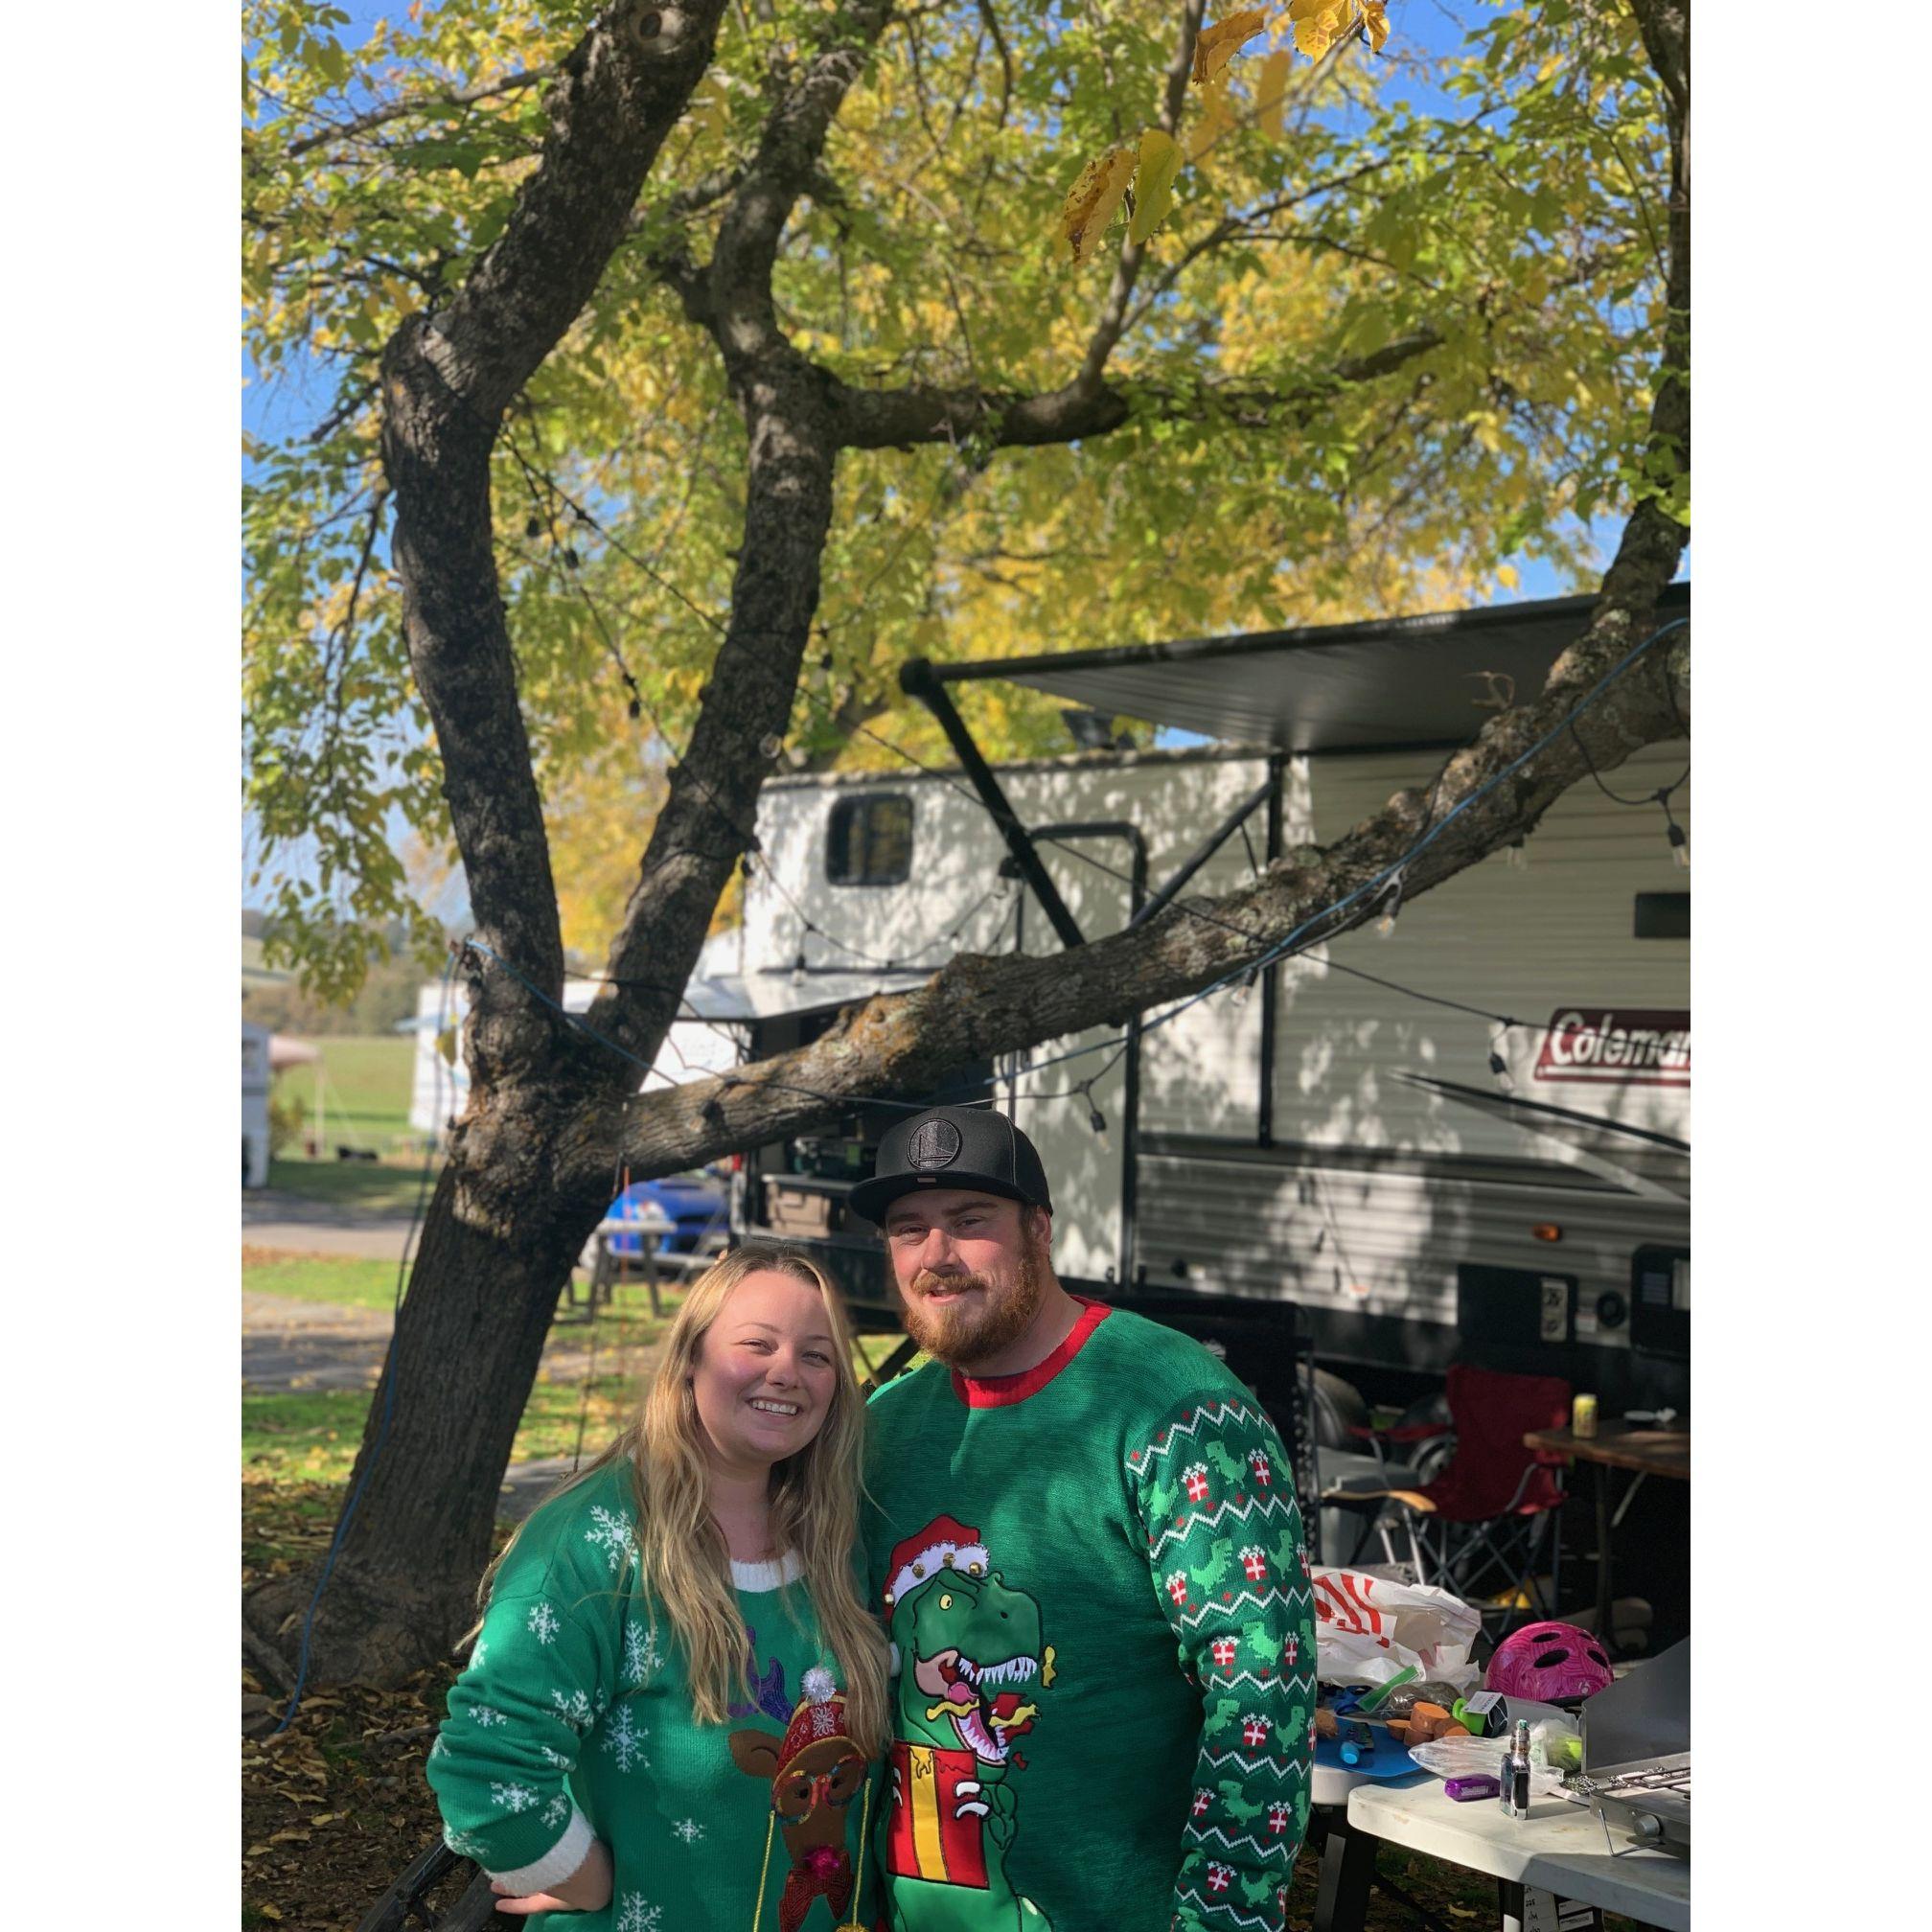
242, 1292, 660, 1394
242, 1190, 424, 1259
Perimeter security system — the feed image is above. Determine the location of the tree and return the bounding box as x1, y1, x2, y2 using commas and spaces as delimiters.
242, 0, 1689, 1683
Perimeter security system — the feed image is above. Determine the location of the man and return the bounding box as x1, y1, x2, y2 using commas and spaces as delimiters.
854, 1104, 1317, 1932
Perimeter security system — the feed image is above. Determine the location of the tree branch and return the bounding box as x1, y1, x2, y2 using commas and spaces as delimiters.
826, 327, 1444, 450
285, 65, 559, 160
1073, 0, 1205, 394
378, 3, 726, 1104
705, 1, 896, 366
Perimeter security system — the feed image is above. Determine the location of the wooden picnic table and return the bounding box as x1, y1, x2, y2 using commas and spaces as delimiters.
1525, 1420, 1690, 1651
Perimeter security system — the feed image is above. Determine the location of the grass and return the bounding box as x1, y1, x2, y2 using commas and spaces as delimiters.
243, 1253, 406, 1311
263, 1156, 439, 1214
243, 1377, 645, 1490
275, 1035, 415, 1150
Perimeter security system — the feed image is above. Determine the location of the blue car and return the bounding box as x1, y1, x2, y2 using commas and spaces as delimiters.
602, 1173, 729, 1257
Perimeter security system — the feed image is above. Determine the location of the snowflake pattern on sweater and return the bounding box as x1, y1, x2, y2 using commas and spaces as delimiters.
622, 1618, 661, 1688
600, 1700, 650, 1773
583, 1504, 635, 1572
1127, 1396, 1316, 1932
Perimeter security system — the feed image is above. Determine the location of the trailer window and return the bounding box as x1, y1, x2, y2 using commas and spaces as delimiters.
827, 794, 913, 886
1634, 891, 1690, 939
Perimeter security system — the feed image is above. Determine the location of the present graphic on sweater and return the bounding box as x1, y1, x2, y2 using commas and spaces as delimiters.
881, 1514, 1053, 1932
730, 1663, 868, 1932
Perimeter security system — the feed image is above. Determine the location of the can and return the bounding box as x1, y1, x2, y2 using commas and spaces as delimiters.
1572, 1392, 1598, 1439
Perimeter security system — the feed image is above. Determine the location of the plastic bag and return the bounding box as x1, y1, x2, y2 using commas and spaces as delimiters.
1311, 1567, 1484, 1688
1407, 1727, 1572, 1796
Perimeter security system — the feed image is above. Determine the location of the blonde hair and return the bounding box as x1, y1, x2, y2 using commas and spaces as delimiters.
478, 1243, 886, 1754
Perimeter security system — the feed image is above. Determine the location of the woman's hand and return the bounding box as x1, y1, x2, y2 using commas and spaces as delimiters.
490, 1837, 613, 1916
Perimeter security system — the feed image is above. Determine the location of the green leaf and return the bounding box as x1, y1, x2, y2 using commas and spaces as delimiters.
1128, 129, 1182, 245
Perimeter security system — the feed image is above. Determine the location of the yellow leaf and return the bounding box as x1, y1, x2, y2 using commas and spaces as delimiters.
1286, 0, 1337, 19
1294, 14, 1337, 61
1188, 72, 1235, 162
1496, 564, 1520, 589
1129, 128, 1183, 244
1362, 0, 1392, 54
1058, 146, 1138, 264
1194, 11, 1269, 86
1256, 50, 1292, 136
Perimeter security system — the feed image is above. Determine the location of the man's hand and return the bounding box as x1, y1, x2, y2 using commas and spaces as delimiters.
491, 1838, 613, 1916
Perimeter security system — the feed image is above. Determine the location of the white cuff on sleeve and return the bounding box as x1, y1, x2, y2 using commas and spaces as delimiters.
486, 1803, 595, 1895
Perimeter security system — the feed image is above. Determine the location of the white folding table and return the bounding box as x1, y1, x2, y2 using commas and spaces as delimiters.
1346, 1776, 1690, 1931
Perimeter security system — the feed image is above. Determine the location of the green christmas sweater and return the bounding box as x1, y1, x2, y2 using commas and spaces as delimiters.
862, 1300, 1316, 1932
427, 1459, 885, 1932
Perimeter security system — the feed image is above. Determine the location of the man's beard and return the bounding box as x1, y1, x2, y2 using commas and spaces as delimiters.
899, 1222, 1050, 1369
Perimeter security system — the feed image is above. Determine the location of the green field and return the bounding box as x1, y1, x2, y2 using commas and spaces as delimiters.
274, 1034, 416, 1153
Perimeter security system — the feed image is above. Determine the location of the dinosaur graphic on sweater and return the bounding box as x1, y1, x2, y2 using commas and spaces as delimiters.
881, 1516, 1053, 1932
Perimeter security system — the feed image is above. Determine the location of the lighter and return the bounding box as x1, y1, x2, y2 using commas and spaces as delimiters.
1498, 1718, 1532, 1820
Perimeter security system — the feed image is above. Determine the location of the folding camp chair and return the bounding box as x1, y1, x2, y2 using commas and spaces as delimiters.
1323, 1364, 1572, 1631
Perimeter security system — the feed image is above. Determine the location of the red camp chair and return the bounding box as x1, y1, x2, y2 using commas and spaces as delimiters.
1328, 1365, 1572, 1630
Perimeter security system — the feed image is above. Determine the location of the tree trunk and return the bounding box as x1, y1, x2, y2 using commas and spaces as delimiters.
245, 1089, 616, 1681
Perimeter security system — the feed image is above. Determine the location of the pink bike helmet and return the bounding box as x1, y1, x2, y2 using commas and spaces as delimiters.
1484, 1622, 1615, 1702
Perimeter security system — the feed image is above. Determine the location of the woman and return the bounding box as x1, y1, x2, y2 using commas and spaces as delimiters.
428, 1244, 888, 1930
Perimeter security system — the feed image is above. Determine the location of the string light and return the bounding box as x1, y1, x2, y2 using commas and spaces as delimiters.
1663, 802, 1689, 869
1376, 873, 1405, 938
1488, 1024, 1515, 1092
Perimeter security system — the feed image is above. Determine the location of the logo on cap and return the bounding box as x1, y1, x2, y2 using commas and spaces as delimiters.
907, 1117, 962, 1172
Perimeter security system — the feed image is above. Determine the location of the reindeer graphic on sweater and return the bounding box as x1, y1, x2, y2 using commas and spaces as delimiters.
728, 1644, 869, 1932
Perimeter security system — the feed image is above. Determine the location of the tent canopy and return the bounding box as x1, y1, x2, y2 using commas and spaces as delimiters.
929, 584, 1690, 753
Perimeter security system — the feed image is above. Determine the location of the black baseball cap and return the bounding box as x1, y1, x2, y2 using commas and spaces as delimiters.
847, 1105, 1052, 1225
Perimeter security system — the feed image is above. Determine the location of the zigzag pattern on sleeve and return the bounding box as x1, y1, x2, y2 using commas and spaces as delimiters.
1127, 1392, 1318, 1932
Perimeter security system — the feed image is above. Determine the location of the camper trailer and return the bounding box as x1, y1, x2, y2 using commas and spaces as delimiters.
242, 1023, 272, 1188
728, 587, 1690, 1420
405, 932, 753, 1143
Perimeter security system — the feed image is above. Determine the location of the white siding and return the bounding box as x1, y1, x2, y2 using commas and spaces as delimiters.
1267, 740, 1690, 1157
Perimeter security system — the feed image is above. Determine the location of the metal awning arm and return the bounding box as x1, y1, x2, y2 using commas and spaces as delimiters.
900, 659, 1087, 949
1127, 771, 1277, 930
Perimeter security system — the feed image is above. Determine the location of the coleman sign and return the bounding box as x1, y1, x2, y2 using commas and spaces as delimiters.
1533, 1009, 1690, 1087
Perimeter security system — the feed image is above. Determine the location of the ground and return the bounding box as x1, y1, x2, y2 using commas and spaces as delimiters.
242, 1144, 1648, 1932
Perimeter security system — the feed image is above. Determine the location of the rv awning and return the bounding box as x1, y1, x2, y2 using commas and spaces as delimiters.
929, 584, 1690, 752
